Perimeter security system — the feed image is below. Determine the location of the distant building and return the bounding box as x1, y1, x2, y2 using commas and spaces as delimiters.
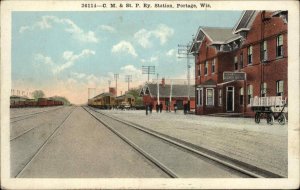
189, 10, 287, 116
140, 78, 195, 110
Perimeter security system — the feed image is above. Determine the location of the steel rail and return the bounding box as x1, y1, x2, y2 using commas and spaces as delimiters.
15, 107, 76, 178
83, 106, 178, 178
10, 107, 73, 141
10, 106, 64, 123
89, 107, 283, 178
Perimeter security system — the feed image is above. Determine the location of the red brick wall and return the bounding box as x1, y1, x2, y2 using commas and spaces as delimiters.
194, 11, 287, 116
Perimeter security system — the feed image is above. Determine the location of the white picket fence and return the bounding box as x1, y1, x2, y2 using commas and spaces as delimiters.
250, 96, 287, 112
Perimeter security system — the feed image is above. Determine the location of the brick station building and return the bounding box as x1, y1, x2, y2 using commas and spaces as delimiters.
189, 10, 288, 116
140, 78, 195, 111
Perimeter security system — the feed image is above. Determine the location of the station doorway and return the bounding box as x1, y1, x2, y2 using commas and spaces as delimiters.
226, 86, 234, 112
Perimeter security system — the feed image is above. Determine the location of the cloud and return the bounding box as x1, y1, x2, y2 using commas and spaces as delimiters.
134, 29, 152, 48
166, 49, 177, 57
34, 49, 95, 74
99, 25, 116, 33
153, 24, 174, 44
19, 15, 98, 43
134, 24, 174, 48
34, 54, 55, 66
141, 56, 158, 63
111, 41, 138, 57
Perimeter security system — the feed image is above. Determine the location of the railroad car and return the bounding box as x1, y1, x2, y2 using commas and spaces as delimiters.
115, 94, 135, 109
47, 99, 54, 106
25, 99, 37, 107
88, 92, 116, 109
37, 98, 48, 107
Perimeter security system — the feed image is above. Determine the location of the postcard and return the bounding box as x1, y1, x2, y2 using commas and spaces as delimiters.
1, 0, 299, 189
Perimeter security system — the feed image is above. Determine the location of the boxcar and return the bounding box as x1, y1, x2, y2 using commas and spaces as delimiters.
38, 98, 48, 107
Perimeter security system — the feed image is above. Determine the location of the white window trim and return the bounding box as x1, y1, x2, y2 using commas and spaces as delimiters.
248, 46, 253, 65
197, 88, 203, 107
218, 89, 222, 106
204, 61, 208, 76
247, 85, 253, 106
206, 88, 214, 106
212, 59, 216, 74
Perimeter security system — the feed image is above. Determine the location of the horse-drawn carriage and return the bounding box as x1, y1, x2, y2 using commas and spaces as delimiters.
250, 96, 287, 125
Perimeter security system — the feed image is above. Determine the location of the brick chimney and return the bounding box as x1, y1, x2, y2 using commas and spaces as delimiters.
161, 78, 165, 87
109, 87, 117, 96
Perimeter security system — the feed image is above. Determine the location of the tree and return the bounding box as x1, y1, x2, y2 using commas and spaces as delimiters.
126, 85, 143, 105
32, 90, 45, 99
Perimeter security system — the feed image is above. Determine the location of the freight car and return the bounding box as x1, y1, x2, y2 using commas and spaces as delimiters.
10, 96, 64, 108
88, 92, 116, 109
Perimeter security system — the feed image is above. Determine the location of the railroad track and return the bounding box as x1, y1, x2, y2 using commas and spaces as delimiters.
84, 106, 281, 178
10, 106, 65, 123
13, 107, 76, 177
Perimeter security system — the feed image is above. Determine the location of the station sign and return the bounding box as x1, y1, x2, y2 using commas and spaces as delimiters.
223, 72, 246, 81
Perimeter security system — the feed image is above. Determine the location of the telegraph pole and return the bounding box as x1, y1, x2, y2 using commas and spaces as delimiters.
142, 66, 155, 82
157, 73, 160, 104
178, 43, 193, 110
125, 75, 132, 91
114, 73, 119, 96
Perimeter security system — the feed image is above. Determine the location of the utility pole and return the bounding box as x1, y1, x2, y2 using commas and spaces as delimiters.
142, 66, 155, 82
178, 43, 193, 110
114, 73, 119, 96
125, 75, 132, 91
169, 80, 173, 112
157, 73, 160, 104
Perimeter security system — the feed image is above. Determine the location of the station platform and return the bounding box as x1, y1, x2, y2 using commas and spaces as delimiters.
101, 109, 288, 177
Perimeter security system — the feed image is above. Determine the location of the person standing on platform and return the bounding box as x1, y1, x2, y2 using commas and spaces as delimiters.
183, 103, 187, 115
145, 104, 149, 115
159, 103, 163, 113
156, 103, 159, 113
174, 103, 177, 113
149, 103, 153, 114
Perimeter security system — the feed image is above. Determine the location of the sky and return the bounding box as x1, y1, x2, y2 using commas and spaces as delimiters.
12, 11, 242, 104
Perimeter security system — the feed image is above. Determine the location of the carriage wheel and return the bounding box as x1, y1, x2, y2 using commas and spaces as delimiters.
267, 113, 274, 125
255, 112, 261, 124
278, 113, 286, 125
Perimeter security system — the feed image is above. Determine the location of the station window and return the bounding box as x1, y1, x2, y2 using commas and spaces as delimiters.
206, 88, 214, 106
239, 53, 243, 69
247, 85, 253, 105
276, 80, 284, 96
247, 46, 253, 64
212, 59, 216, 73
234, 56, 238, 70
276, 35, 284, 57
196, 88, 203, 106
261, 82, 267, 97
204, 61, 208, 75
198, 65, 201, 76
239, 88, 244, 105
260, 40, 268, 61
218, 89, 222, 106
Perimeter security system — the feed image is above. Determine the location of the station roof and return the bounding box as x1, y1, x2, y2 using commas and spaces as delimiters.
232, 10, 257, 34
116, 94, 135, 100
91, 92, 115, 100
141, 83, 195, 98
